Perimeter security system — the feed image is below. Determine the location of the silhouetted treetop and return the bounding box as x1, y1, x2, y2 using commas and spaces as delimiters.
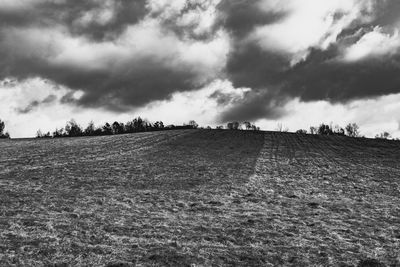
0, 119, 10, 139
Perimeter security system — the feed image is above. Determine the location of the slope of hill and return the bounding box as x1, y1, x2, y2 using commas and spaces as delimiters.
0, 130, 399, 266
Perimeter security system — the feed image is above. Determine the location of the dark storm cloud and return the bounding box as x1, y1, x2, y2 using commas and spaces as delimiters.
222, 34, 400, 121
209, 90, 237, 105
284, 46, 400, 102
60, 92, 79, 105
225, 43, 290, 89
63, 60, 203, 111
0, 0, 218, 112
0, 0, 148, 41
217, 89, 288, 122
369, 0, 400, 27
2, 0, 400, 121
0, 48, 204, 111
217, 0, 400, 122
215, 0, 291, 121
16, 94, 57, 114
216, 0, 286, 38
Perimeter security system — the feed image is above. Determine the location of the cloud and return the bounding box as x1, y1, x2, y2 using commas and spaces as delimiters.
342, 26, 400, 61
2, 0, 400, 127
284, 44, 400, 102
0, 3, 229, 112
215, 0, 400, 121
147, 0, 221, 40
16, 94, 57, 114
0, 0, 148, 40
216, 0, 286, 39
368, 0, 400, 27
217, 89, 289, 122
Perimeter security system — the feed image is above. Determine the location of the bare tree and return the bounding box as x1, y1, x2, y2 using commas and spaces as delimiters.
0, 120, 4, 135
276, 123, 288, 132
188, 120, 199, 129
309, 126, 317, 135
345, 123, 360, 137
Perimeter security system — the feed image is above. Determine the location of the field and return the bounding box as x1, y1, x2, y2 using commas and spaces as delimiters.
0, 129, 399, 266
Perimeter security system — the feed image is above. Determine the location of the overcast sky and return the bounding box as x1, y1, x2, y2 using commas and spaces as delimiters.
1, 0, 400, 138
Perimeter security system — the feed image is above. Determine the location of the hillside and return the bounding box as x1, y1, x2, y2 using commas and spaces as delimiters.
1, 130, 399, 266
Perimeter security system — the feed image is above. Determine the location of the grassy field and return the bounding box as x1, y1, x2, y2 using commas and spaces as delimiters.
0, 129, 399, 266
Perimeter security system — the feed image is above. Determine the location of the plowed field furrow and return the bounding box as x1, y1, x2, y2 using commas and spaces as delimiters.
243, 132, 400, 266
1, 130, 400, 266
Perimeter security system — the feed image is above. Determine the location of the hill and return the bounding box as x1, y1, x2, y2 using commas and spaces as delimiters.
1, 130, 399, 266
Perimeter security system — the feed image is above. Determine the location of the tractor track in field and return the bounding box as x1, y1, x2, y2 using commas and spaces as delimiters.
244, 132, 400, 266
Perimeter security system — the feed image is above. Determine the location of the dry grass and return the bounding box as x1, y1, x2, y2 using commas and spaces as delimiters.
0, 130, 399, 266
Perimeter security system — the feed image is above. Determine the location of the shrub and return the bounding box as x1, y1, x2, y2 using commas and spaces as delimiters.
226, 121, 240, 130
317, 124, 333, 135
52, 128, 65, 138
188, 120, 199, 129
153, 121, 164, 130
36, 130, 51, 138
333, 125, 345, 136
102, 123, 113, 135
296, 129, 307, 134
375, 132, 391, 139
243, 121, 251, 130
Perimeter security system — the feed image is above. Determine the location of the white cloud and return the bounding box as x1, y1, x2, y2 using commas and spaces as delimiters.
0, 78, 138, 138
251, 0, 375, 63
9, 16, 228, 77
138, 79, 249, 127
343, 27, 400, 62
75, 1, 116, 27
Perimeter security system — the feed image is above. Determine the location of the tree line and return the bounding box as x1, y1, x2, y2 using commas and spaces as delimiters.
224, 121, 363, 138
294, 123, 361, 137
294, 122, 395, 140
223, 121, 260, 131
0, 117, 397, 140
36, 118, 201, 138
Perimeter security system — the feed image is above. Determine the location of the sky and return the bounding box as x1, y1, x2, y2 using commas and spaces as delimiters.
1, 0, 400, 138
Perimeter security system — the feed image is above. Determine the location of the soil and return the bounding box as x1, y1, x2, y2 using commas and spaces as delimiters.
0, 130, 399, 266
